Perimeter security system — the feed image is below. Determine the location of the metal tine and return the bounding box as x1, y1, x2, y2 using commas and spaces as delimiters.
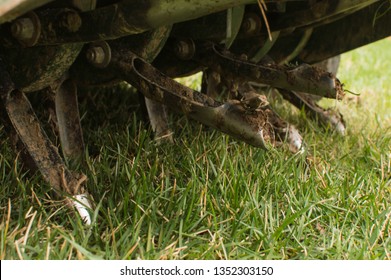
110, 48, 274, 149
235, 82, 305, 154
202, 66, 305, 154
196, 44, 344, 100
52, 78, 86, 165
144, 97, 174, 143
278, 88, 346, 136
111, 47, 305, 152
0, 63, 92, 225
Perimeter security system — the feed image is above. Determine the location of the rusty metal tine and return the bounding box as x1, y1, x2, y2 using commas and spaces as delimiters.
144, 97, 173, 143
198, 44, 344, 99
278, 89, 346, 136
110, 49, 275, 149
0, 77, 92, 223
5, 89, 79, 194
1, 60, 88, 195
54, 79, 85, 164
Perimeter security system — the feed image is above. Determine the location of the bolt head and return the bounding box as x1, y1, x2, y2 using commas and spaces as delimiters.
11, 18, 35, 40
60, 11, 82, 32
86, 41, 111, 68
174, 39, 195, 60
86, 47, 105, 64
241, 14, 262, 35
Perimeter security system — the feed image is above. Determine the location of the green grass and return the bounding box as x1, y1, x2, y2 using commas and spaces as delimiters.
0, 39, 390, 260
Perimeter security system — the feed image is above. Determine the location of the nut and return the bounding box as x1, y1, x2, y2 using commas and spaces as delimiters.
174, 39, 195, 60
60, 11, 82, 32
11, 18, 35, 40
86, 41, 111, 68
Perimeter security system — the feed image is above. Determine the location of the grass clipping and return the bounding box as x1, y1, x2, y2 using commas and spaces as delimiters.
257, 0, 272, 41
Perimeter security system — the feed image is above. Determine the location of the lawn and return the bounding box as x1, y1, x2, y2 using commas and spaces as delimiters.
0, 38, 390, 260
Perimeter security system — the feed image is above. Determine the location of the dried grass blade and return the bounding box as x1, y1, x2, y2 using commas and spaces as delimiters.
257, 0, 272, 41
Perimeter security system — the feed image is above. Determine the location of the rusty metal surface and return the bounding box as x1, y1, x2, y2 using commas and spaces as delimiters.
144, 98, 173, 143
203, 71, 304, 153
0, 61, 86, 196
1, 0, 256, 46
5, 90, 86, 195
298, 1, 391, 64
70, 26, 172, 86
111, 49, 271, 148
109, 47, 304, 151
269, 0, 377, 32
279, 89, 346, 135
0, 42, 83, 92
196, 44, 344, 99
54, 79, 85, 163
